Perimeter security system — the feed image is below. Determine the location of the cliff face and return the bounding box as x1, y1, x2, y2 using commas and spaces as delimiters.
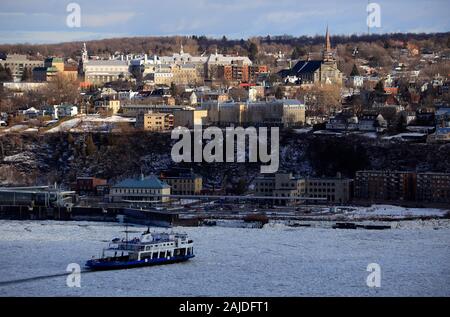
1, 132, 449, 190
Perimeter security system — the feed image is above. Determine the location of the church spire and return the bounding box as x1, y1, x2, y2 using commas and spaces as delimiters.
325, 25, 331, 53
82, 42, 88, 63
323, 25, 334, 62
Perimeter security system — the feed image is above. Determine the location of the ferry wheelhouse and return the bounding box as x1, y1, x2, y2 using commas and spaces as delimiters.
85, 230, 194, 271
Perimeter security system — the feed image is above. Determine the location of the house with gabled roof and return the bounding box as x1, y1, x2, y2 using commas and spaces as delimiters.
110, 174, 171, 203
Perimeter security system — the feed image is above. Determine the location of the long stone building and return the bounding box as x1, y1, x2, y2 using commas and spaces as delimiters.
201, 99, 306, 127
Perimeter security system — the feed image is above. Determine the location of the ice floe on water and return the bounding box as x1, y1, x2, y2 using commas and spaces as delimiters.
0, 220, 449, 297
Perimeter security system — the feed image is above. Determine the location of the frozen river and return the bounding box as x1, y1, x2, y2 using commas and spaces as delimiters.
0, 220, 449, 297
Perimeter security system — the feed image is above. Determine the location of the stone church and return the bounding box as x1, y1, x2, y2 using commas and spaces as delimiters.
280, 27, 343, 85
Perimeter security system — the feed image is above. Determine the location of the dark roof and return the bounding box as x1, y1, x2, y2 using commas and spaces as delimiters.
113, 175, 170, 189
280, 60, 323, 77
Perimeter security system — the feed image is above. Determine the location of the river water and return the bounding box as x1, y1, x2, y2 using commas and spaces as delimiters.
0, 220, 449, 296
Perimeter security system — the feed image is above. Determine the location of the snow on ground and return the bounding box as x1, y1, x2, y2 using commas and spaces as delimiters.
0, 125, 29, 133
294, 128, 313, 134
82, 115, 135, 123
2, 152, 34, 163
382, 133, 426, 140
23, 128, 39, 133
349, 205, 447, 218
46, 118, 82, 133
0, 220, 449, 296
45, 115, 136, 133
313, 130, 343, 136
358, 132, 378, 139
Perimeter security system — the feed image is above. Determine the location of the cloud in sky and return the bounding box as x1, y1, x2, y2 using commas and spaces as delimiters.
83, 12, 137, 28
0, 0, 448, 44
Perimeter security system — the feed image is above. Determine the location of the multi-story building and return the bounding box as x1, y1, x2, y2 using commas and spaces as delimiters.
354, 171, 416, 201
159, 169, 203, 195
305, 175, 353, 204
0, 54, 44, 82
151, 64, 174, 86
218, 62, 268, 83
75, 177, 107, 195
173, 110, 209, 128
171, 64, 201, 85
33, 57, 78, 82
205, 50, 253, 81
94, 98, 121, 115
416, 173, 450, 203
254, 173, 306, 206
110, 175, 171, 203
136, 112, 174, 131
120, 104, 185, 117
202, 99, 306, 127
83, 60, 130, 85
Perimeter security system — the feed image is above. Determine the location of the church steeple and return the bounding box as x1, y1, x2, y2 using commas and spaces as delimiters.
325, 25, 331, 53
323, 25, 334, 62
82, 42, 88, 63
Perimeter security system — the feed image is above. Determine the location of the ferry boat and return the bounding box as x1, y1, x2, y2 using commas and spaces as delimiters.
85, 229, 194, 271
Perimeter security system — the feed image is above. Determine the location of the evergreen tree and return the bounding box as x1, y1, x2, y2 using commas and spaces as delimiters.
235, 178, 247, 195
291, 46, 305, 60
21, 66, 32, 82
248, 42, 258, 62
275, 86, 284, 99
0, 65, 13, 82
350, 64, 360, 77
86, 134, 97, 156
396, 114, 408, 132
374, 80, 385, 94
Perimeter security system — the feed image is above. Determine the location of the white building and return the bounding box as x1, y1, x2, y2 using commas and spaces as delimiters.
110, 175, 171, 203
53, 104, 78, 119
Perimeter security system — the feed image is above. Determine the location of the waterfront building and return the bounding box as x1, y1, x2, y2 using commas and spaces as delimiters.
254, 173, 306, 206
416, 173, 450, 203
305, 174, 353, 204
110, 175, 171, 203
159, 169, 203, 195
354, 171, 417, 202
74, 177, 107, 195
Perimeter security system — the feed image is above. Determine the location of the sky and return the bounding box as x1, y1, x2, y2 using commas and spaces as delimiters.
0, 0, 449, 44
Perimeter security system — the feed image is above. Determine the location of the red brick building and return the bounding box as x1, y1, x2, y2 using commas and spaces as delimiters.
75, 177, 107, 195
219, 64, 268, 83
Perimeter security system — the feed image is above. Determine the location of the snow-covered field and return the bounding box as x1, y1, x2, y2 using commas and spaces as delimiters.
45, 115, 135, 133
0, 220, 449, 297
